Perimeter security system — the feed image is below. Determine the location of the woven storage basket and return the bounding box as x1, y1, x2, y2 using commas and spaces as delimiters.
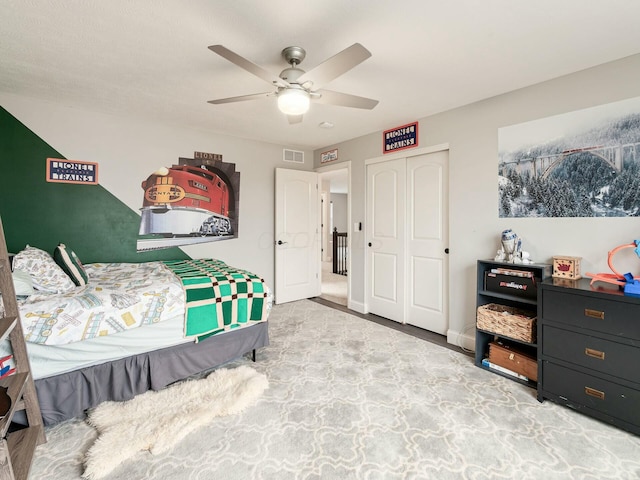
476, 303, 536, 343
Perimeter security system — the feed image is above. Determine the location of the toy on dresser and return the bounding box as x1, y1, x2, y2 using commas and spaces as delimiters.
553, 255, 582, 280
585, 241, 640, 295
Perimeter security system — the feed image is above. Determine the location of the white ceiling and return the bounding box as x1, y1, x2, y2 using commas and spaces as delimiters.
2, 1, 640, 151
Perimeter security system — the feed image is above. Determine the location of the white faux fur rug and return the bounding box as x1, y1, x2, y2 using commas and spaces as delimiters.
82, 365, 268, 480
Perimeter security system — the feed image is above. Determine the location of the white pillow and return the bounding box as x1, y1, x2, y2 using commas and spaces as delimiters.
12, 246, 75, 294
12, 269, 35, 297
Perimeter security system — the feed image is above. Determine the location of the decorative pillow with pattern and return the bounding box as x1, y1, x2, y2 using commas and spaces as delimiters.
53, 243, 89, 286
12, 245, 75, 293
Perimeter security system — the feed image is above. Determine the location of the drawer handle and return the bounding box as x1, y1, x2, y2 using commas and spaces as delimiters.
585, 348, 605, 360
584, 308, 605, 320
585, 386, 605, 400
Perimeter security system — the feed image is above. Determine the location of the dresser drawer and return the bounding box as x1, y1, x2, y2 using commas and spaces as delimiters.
541, 289, 640, 340
542, 325, 640, 384
541, 361, 640, 426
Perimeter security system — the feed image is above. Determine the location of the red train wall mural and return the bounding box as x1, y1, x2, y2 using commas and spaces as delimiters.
136, 153, 240, 252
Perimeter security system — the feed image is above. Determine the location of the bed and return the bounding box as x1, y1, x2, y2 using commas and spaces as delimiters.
1, 245, 271, 426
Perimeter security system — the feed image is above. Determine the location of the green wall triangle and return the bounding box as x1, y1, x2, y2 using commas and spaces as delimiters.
0, 106, 189, 263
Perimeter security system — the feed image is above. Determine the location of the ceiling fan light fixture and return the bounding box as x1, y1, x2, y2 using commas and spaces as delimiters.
277, 88, 310, 116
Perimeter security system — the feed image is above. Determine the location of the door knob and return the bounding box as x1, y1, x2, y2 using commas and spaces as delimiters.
368, 242, 372, 247
445, 248, 449, 254
277, 240, 288, 245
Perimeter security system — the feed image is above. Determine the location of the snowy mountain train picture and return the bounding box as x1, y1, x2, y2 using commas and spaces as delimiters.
498, 96, 640, 218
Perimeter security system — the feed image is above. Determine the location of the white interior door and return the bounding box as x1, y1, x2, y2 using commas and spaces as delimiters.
406, 151, 449, 334
275, 168, 320, 304
366, 158, 405, 322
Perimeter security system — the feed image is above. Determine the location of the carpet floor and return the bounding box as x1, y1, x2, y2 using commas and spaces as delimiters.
29, 300, 640, 479
320, 261, 347, 306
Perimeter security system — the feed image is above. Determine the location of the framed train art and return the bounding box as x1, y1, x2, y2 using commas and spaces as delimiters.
136, 152, 240, 252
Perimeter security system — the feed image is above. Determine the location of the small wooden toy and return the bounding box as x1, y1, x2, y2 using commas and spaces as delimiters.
553, 256, 582, 279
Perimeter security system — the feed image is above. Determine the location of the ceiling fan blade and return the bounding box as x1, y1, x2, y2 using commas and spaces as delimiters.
208, 45, 290, 88
297, 43, 371, 89
207, 92, 273, 105
287, 114, 303, 124
314, 89, 379, 110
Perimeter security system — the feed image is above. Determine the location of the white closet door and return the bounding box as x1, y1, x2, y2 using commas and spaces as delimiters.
406, 150, 449, 334
366, 148, 449, 334
366, 158, 406, 323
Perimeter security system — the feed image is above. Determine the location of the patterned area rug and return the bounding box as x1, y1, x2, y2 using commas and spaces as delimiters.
30, 300, 640, 479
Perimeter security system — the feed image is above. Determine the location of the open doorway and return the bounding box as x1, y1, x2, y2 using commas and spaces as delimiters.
319, 167, 348, 306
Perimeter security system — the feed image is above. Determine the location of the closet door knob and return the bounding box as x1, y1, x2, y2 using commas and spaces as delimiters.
445, 248, 449, 254
368, 242, 372, 247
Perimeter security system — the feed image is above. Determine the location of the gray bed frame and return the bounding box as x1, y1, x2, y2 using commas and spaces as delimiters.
33, 322, 269, 426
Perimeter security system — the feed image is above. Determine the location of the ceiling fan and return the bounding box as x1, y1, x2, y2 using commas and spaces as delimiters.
207, 43, 379, 124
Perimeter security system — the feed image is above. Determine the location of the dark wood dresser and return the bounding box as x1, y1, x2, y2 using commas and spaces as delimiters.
538, 278, 640, 436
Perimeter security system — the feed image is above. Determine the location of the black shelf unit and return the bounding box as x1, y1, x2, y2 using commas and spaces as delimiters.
474, 259, 551, 387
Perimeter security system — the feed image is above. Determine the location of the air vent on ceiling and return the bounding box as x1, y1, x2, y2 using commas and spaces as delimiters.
283, 149, 304, 164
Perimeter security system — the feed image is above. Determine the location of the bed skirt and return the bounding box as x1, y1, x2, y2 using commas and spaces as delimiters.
33, 322, 269, 426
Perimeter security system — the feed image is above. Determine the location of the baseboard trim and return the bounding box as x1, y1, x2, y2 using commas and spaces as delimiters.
347, 299, 366, 314
447, 328, 475, 352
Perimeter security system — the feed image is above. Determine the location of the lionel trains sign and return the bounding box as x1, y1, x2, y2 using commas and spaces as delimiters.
46, 158, 98, 184
383, 122, 419, 154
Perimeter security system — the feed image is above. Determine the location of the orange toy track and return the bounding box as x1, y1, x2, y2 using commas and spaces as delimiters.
585, 241, 640, 287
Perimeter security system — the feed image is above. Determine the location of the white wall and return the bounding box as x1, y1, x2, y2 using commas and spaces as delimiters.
330, 193, 348, 232
314, 53, 640, 349
0, 93, 313, 288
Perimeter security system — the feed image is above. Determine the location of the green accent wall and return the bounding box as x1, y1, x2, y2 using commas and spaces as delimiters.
0, 106, 189, 263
